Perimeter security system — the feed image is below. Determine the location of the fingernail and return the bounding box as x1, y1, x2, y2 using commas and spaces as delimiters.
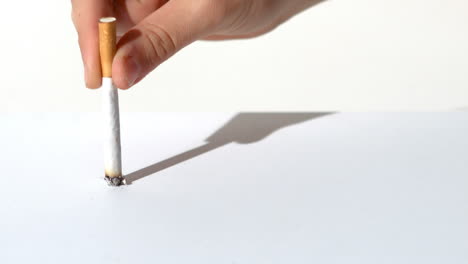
125, 56, 140, 87
84, 63, 95, 89
84, 65, 90, 88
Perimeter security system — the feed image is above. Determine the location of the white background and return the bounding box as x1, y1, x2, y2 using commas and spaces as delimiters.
1, 0, 468, 111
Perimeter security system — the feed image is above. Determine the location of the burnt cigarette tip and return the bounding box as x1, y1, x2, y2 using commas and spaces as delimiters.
105, 175, 125, 187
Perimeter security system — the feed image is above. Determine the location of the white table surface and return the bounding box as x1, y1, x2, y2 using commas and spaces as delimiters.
1, 112, 467, 263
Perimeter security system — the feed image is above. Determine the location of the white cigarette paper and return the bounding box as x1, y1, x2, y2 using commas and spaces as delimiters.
102, 77, 122, 179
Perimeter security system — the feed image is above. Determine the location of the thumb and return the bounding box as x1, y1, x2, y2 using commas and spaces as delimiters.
112, 0, 224, 89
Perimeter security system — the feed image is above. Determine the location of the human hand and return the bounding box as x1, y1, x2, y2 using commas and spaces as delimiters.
72, 0, 321, 89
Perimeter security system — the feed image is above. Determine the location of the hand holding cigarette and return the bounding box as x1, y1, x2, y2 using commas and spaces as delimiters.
71, 0, 322, 89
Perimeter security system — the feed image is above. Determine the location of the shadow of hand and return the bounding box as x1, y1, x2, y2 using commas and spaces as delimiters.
125, 112, 331, 184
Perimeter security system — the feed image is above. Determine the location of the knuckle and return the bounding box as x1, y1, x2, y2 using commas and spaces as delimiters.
205, 0, 257, 33
140, 23, 177, 65
70, 0, 81, 27
71, 9, 78, 27
206, 0, 229, 25
192, 0, 230, 30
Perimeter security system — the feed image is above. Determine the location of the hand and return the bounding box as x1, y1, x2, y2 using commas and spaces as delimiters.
72, 0, 321, 89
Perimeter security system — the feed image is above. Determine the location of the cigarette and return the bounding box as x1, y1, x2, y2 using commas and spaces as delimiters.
99, 17, 124, 186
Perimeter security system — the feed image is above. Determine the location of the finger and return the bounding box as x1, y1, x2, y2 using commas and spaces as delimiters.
72, 0, 113, 88
113, 0, 169, 34
112, 0, 229, 89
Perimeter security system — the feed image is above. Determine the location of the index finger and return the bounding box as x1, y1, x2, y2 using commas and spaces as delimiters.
72, 0, 113, 88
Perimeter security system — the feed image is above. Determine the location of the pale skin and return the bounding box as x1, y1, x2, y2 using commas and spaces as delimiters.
72, 0, 322, 89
